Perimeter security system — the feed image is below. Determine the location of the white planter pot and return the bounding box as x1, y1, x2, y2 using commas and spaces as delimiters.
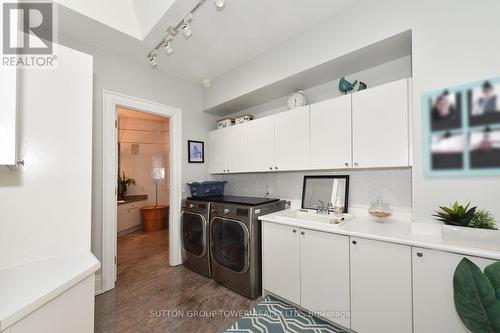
441, 224, 500, 251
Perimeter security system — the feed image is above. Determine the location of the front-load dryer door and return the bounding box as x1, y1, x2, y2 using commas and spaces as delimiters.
210, 217, 250, 273
180, 212, 208, 257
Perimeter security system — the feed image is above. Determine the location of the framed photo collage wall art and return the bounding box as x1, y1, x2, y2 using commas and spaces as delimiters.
423, 76, 500, 176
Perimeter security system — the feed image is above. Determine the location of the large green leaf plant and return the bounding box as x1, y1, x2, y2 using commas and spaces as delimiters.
454, 258, 500, 333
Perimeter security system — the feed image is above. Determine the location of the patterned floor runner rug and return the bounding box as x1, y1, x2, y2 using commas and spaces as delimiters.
223, 295, 348, 333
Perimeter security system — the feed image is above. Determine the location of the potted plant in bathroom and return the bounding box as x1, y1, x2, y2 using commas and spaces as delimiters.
117, 171, 136, 200
434, 202, 499, 251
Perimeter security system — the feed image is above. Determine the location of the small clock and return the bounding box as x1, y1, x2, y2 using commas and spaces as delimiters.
287, 91, 307, 109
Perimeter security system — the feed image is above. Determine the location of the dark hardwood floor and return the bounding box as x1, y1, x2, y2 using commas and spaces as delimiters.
95, 230, 259, 333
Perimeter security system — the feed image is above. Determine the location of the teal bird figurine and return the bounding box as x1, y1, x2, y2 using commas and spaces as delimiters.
339, 77, 358, 94
357, 81, 367, 91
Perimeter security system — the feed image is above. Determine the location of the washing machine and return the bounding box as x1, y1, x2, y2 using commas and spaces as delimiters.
180, 199, 211, 278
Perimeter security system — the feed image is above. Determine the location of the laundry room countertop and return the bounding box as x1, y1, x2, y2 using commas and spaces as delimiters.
0, 251, 100, 331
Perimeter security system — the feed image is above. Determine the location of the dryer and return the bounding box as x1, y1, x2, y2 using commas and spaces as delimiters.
207, 196, 286, 299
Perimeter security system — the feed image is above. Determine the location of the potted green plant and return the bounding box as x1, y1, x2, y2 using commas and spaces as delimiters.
117, 171, 136, 200
434, 202, 499, 251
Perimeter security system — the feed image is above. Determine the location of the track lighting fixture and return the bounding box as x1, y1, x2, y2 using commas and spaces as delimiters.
163, 41, 173, 55
149, 50, 159, 68
214, 0, 225, 11
181, 23, 192, 39
147, 0, 227, 67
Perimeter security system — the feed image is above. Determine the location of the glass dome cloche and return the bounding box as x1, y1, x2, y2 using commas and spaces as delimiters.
368, 197, 392, 222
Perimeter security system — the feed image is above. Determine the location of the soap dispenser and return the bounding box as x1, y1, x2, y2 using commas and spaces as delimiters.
333, 197, 344, 216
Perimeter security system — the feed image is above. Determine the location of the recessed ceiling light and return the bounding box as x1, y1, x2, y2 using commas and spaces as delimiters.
214, 0, 225, 11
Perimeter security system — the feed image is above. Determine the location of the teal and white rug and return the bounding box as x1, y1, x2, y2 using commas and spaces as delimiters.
224, 295, 348, 333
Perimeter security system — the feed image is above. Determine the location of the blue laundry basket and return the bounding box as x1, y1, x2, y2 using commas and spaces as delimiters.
187, 181, 227, 198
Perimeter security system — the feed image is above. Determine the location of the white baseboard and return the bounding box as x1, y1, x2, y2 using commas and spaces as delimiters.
94, 273, 103, 296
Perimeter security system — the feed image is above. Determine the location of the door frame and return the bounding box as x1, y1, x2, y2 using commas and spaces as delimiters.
101, 90, 183, 294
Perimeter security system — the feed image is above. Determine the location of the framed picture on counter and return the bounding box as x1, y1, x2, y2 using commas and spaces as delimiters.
423, 76, 500, 177
188, 140, 204, 163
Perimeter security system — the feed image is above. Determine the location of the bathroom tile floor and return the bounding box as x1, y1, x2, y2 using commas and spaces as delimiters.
94, 229, 259, 333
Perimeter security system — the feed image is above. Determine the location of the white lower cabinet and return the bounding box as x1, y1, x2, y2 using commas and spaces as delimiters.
262, 220, 500, 333
300, 229, 350, 328
350, 237, 412, 333
262, 222, 301, 304
412, 247, 496, 333
262, 222, 350, 329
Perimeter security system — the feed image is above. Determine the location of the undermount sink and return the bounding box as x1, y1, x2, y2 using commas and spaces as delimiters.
278, 209, 353, 226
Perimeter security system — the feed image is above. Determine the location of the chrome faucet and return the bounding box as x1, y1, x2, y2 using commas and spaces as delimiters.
317, 200, 335, 215
316, 200, 328, 215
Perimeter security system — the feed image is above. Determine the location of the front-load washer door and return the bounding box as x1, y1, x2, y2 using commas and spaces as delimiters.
210, 217, 250, 273
181, 212, 207, 257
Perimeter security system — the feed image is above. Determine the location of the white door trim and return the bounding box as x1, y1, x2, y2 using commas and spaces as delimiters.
101, 90, 183, 294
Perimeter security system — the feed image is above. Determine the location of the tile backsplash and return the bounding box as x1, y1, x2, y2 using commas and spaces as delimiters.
211, 168, 412, 212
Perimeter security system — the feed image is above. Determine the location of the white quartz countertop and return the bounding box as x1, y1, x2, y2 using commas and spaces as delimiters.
0, 251, 100, 331
259, 209, 500, 261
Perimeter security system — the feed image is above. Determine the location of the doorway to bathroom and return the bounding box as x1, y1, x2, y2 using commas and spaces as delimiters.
100, 91, 183, 295
115, 108, 170, 283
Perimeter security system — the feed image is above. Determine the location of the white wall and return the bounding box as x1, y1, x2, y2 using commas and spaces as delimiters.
0, 45, 92, 270
58, 35, 218, 271
205, 0, 500, 222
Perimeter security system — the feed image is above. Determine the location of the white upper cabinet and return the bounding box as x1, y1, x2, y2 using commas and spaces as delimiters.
245, 116, 275, 172
208, 78, 411, 174
350, 237, 412, 333
262, 222, 301, 305
208, 129, 226, 174
225, 125, 247, 173
274, 106, 310, 171
352, 78, 409, 168
300, 229, 350, 329
0, 65, 18, 166
310, 95, 352, 169
412, 248, 496, 333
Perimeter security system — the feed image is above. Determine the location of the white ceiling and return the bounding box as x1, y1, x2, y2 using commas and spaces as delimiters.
57, 0, 357, 83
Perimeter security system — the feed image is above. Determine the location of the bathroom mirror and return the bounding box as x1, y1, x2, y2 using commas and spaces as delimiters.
301, 175, 349, 213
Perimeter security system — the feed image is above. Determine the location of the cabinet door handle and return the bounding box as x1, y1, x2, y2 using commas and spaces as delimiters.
275, 166, 278, 170
345, 162, 349, 167
292, 229, 297, 233
301, 231, 305, 235
352, 240, 357, 245
417, 252, 423, 257
354, 162, 359, 167
269, 166, 273, 170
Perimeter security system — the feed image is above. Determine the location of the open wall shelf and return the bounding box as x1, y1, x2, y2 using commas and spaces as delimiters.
203, 30, 412, 116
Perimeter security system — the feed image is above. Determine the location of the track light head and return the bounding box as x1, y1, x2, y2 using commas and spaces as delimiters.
149, 55, 158, 68
148, 49, 159, 68
214, 0, 225, 11
163, 41, 173, 55
181, 23, 192, 39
